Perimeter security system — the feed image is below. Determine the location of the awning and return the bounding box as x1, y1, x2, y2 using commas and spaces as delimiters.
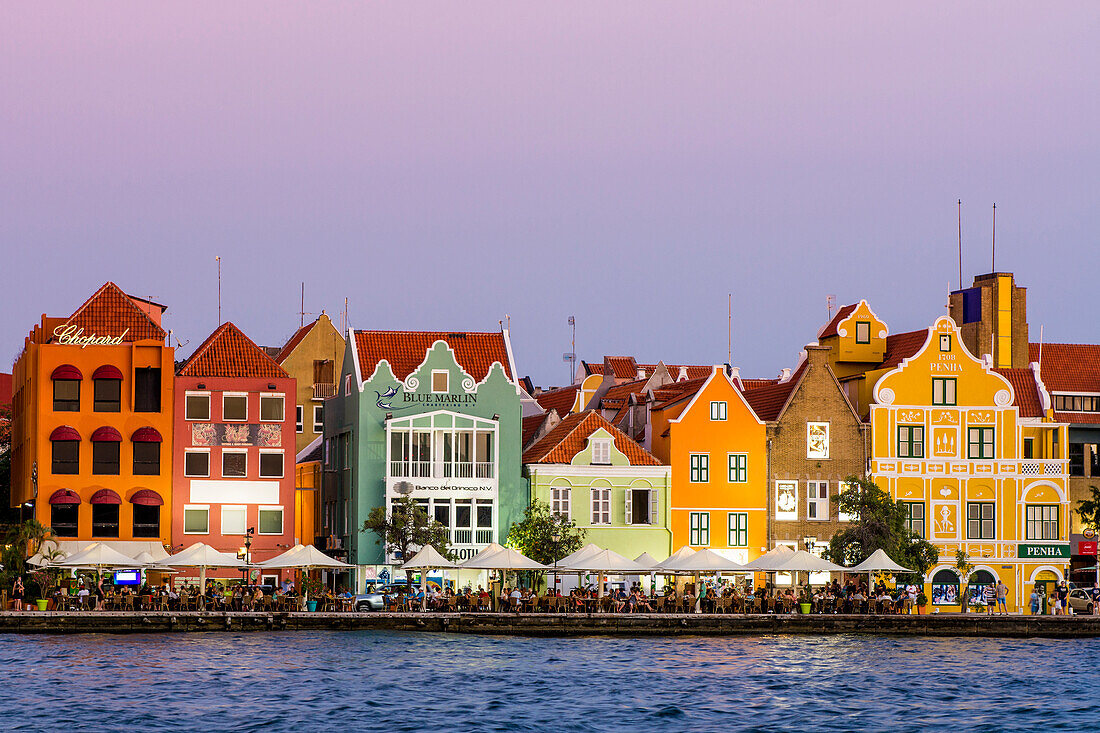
51, 364, 82, 380
49, 425, 81, 441
92, 365, 124, 380
131, 426, 163, 442
48, 489, 81, 505
91, 426, 122, 442
130, 489, 163, 506
89, 488, 122, 505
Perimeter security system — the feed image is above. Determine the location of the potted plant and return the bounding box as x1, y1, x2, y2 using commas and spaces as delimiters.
29, 569, 53, 611
916, 591, 928, 615
301, 576, 323, 611
798, 584, 813, 615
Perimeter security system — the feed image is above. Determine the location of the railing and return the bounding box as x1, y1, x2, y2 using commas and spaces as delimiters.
452, 529, 473, 544
313, 382, 337, 399
1019, 461, 1065, 476
475, 529, 494, 544
389, 460, 432, 478
391, 461, 493, 479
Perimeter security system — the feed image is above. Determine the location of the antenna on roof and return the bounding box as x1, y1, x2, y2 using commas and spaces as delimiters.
991, 202, 996, 271
343, 297, 348, 334
298, 283, 314, 328
727, 293, 732, 365
215, 256, 222, 325
1038, 324, 1044, 369
826, 294, 836, 320
564, 316, 576, 385
957, 199, 963, 290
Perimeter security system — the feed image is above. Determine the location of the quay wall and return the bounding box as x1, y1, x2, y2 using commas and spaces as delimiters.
2, 611, 1100, 638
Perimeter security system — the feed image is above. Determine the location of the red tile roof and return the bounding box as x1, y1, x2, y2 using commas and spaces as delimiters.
1030, 343, 1100, 394
993, 368, 1044, 419
740, 378, 779, 390
651, 376, 707, 411
603, 378, 648, 402
818, 304, 858, 339
742, 365, 806, 421
354, 331, 512, 382
601, 356, 711, 382
60, 282, 166, 343
274, 319, 317, 364
535, 384, 581, 415
522, 413, 548, 448
880, 329, 928, 370
523, 410, 661, 466
178, 322, 290, 379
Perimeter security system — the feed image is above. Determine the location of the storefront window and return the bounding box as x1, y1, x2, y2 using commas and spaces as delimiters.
931, 569, 959, 605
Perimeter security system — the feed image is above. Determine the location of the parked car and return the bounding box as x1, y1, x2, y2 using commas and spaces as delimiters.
1067, 588, 1098, 615
352, 583, 422, 611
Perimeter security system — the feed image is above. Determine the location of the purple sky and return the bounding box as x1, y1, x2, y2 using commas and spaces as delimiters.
3, 3, 1099, 386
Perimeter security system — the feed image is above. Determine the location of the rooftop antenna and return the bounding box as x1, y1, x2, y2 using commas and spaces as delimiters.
826, 294, 836, 320
216, 256, 222, 325
727, 293, 732, 365
958, 199, 963, 290
1038, 324, 1044, 369
991, 202, 996, 271
298, 283, 314, 328
343, 297, 348, 334
564, 315, 576, 384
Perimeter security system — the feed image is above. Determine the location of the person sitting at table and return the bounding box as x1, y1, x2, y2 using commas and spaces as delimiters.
850, 588, 866, 612
631, 589, 654, 613
250, 585, 265, 610
508, 586, 522, 612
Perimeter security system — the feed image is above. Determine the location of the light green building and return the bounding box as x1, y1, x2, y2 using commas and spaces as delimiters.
524, 410, 672, 562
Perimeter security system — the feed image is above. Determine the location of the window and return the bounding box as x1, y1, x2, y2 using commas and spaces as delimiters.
807, 423, 830, 459
897, 425, 925, 458
91, 504, 119, 538
93, 378, 121, 412
592, 438, 611, 464
931, 569, 960, 606
626, 488, 653, 525
259, 451, 284, 478
477, 502, 493, 531
344, 374, 353, 396
591, 487, 611, 524
434, 502, 450, 529
968, 427, 995, 459
222, 450, 247, 478
1023, 437, 1034, 459
296, 405, 304, 433
133, 442, 160, 475
132, 505, 160, 538
52, 440, 79, 474
689, 454, 709, 483
855, 321, 871, 344
901, 501, 925, 538
728, 512, 748, 547
431, 371, 449, 393
185, 393, 210, 421
966, 502, 995, 539
689, 512, 710, 546
1026, 505, 1059, 541
776, 481, 798, 520
837, 481, 856, 522
932, 377, 956, 406
1054, 394, 1100, 413
51, 504, 79, 537
313, 405, 324, 433
728, 454, 747, 483
53, 379, 80, 412
223, 394, 248, 421
710, 401, 727, 421
184, 450, 210, 477
184, 506, 210, 534
221, 506, 247, 535
92, 441, 120, 475
807, 481, 828, 520
134, 368, 161, 412
551, 486, 571, 520
258, 506, 284, 535
1069, 443, 1084, 476
260, 394, 284, 422
939, 334, 952, 352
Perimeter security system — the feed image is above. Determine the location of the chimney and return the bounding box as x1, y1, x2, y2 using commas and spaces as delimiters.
677, 367, 688, 382
805, 343, 830, 366
778, 368, 792, 383
636, 367, 646, 380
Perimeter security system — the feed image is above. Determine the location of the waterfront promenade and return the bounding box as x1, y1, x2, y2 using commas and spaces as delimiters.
2, 610, 1099, 637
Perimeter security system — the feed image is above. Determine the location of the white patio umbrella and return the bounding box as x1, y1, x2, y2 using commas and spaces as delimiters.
563, 548, 648, 598
260, 544, 354, 609
401, 545, 457, 612
460, 544, 546, 610
770, 550, 845, 574
556, 543, 604, 568
658, 545, 698, 571
661, 548, 746, 573
741, 544, 797, 571
53, 542, 139, 570
849, 548, 912, 592
158, 542, 245, 591
633, 552, 660, 569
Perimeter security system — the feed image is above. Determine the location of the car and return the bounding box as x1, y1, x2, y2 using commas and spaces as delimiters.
1067, 588, 1098, 615
352, 583, 421, 611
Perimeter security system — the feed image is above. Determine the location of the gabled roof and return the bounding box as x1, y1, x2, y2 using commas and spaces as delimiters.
522, 410, 661, 466
1030, 343, 1100, 394
879, 329, 928, 370
741, 364, 807, 421
535, 384, 581, 415
740, 378, 779, 390
178, 322, 290, 379
353, 331, 512, 382
61, 282, 166, 343
274, 319, 317, 364
651, 376, 708, 411
601, 356, 711, 382
993, 367, 1044, 419
818, 304, 858, 339
296, 435, 324, 464
522, 413, 548, 449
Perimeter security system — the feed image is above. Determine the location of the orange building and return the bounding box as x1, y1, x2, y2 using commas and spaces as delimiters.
9, 283, 175, 552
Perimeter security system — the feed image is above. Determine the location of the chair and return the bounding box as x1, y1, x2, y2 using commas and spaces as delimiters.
716, 597, 732, 614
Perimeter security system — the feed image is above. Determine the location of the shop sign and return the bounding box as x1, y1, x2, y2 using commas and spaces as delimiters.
53, 324, 129, 348
1018, 543, 1070, 559
1085, 528, 1096, 539
386, 477, 495, 495
1081, 541, 1098, 556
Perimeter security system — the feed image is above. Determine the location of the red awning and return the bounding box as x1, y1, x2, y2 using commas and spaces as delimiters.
90, 426, 122, 442
48, 489, 81, 505
51, 364, 82, 380
130, 489, 163, 506
92, 365, 124, 380
49, 425, 81, 442
131, 426, 163, 442
89, 489, 121, 505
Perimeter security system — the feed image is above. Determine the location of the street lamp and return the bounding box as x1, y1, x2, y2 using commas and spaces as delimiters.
240, 527, 254, 589
551, 529, 562, 596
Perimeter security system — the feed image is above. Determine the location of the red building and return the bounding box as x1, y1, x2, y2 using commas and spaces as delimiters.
173, 323, 296, 585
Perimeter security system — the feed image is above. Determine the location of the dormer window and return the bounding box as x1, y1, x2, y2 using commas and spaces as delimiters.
592, 438, 611, 464
855, 321, 871, 344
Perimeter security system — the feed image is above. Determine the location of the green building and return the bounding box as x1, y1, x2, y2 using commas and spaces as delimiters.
524, 410, 672, 564
324, 329, 524, 588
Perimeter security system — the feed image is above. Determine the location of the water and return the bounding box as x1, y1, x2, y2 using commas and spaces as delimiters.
0, 631, 1096, 731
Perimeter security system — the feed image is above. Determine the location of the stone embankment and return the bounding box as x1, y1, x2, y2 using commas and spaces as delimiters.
2, 611, 1099, 637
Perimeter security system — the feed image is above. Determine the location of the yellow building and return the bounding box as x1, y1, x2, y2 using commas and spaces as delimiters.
273, 313, 345, 454
869, 316, 1068, 611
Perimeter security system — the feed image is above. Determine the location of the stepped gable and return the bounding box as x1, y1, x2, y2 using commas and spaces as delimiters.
535, 384, 581, 415
879, 329, 928, 370
354, 331, 512, 382
60, 282, 166, 342
741, 364, 807, 421
818, 303, 858, 339
1030, 342, 1100, 423
522, 410, 660, 466
274, 319, 317, 364
178, 322, 289, 379
992, 368, 1044, 419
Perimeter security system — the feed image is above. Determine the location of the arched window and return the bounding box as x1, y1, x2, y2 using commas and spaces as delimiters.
92, 365, 123, 412
50, 426, 81, 475
48, 489, 80, 537
131, 490, 163, 538
931, 568, 959, 606
51, 365, 81, 412
132, 427, 162, 475
90, 489, 121, 538
91, 426, 122, 475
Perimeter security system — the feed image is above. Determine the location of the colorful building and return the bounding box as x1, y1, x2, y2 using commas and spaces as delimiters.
272, 313, 346, 454
524, 410, 672, 565
9, 282, 175, 554
173, 322, 297, 583
324, 329, 524, 590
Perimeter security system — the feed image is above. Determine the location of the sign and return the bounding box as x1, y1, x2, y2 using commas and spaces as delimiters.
1081, 541, 1098, 556
386, 477, 496, 496
53, 324, 129, 348
1018, 543, 1070, 559
1085, 528, 1096, 539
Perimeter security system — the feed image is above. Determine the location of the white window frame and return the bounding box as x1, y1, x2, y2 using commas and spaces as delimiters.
222, 392, 248, 422
259, 393, 285, 422
296, 405, 304, 433
184, 391, 211, 421
183, 504, 210, 534
776, 480, 798, 521
689, 453, 709, 483
344, 374, 353, 396
709, 401, 727, 421
591, 487, 611, 525
838, 481, 855, 522
727, 453, 747, 483
807, 481, 829, 521
551, 486, 571, 521
940, 333, 952, 352
257, 505, 284, 535
258, 449, 284, 478
592, 438, 612, 465
807, 422, 830, 459
222, 448, 248, 478
855, 321, 871, 344
313, 404, 324, 433
221, 505, 248, 536
431, 370, 449, 394
183, 448, 210, 478
689, 512, 710, 546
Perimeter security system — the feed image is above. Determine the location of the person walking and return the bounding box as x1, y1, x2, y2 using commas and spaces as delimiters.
1057, 581, 1070, 616
1029, 587, 1040, 616
983, 584, 996, 615
11, 577, 24, 612
996, 580, 1009, 615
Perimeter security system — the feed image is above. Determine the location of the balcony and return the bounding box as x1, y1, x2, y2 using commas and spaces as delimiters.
313, 382, 337, 400
450, 529, 494, 545
389, 460, 494, 479
1020, 461, 1066, 476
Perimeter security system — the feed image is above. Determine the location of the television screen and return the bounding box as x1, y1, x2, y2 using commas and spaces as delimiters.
114, 570, 141, 586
